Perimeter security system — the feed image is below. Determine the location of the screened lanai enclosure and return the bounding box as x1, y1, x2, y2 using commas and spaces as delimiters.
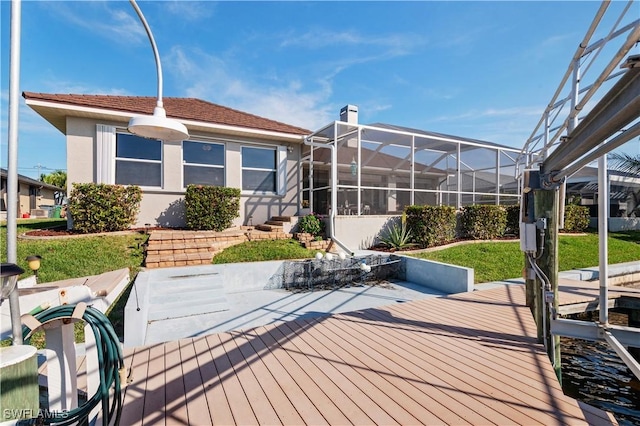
303, 113, 522, 217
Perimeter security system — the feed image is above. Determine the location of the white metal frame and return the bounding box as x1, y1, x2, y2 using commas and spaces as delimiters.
516, 1, 640, 380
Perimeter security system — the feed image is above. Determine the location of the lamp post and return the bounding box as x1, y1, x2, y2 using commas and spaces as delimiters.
1, 263, 24, 306
6, 0, 23, 344
4, 0, 187, 346
127, 0, 189, 142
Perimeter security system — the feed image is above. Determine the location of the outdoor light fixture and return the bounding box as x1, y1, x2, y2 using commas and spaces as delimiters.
25, 255, 41, 279
1, 263, 24, 306
127, 0, 189, 142
350, 156, 358, 176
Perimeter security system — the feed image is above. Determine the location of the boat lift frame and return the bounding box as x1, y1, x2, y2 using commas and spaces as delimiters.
515, 0, 640, 380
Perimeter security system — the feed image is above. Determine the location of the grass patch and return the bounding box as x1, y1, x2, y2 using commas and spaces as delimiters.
1, 219, 146, 282
410, 230, 640, 284
212, 239, 318, 264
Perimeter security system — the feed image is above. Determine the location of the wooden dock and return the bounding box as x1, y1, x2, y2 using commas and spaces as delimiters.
119, 283, 619, 425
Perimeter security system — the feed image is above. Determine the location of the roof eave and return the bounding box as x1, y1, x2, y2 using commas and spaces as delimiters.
25, 99, 305, 143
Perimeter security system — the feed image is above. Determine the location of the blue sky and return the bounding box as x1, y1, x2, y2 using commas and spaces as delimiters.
1, 1, 639, 179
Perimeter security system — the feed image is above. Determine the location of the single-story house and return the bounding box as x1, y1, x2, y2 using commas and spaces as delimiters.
0, 168, 64, 220
24, 93, 526, 248
23, 92, 310, 228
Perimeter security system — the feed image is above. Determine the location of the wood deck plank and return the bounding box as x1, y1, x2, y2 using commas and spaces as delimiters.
372, 290, 599, 423
232, 330, 306, 425
205, 333, 259, 425
120, 346, 150, 426
142, 343, 167, 425
191, 336, 235, 425
281, 319, 437, 425
274, 320, 403, 425
253, 327, 350, 425
218, 331, 282, 425
336, 312, 540, 424
347, 307, 588, 425
300, 321, 470, 424
119, 284, 618, 426
163, 340, 189, 425
242, 328, 330, 425
326, 312, 514, 425
178, 339, 213, 425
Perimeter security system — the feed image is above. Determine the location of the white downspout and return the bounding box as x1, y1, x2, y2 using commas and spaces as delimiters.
304, 135, 353, 255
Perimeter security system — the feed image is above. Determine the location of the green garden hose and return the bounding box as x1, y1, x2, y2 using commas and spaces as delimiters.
20, 304, 125, 426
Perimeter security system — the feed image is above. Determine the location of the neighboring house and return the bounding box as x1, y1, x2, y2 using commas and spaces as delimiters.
0, 168, 63, 220
23, 92, 310, 228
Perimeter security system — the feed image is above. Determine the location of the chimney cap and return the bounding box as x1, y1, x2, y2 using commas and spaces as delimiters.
339, 104, 358, 124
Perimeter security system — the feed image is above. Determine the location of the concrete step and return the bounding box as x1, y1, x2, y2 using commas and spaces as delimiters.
150, 278, 224, 299
148, 294, 229, 321
271, 216, 292, 222
265, 220, 286, 227
255, 224, 282, 232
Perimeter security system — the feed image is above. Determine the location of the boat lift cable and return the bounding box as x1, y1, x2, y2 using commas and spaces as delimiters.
20, 304, 125, 426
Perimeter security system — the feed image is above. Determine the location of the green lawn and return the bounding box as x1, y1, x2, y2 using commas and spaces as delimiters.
212, 239, 318, 264
410, 230, 640, 283
1, 219, 146, 282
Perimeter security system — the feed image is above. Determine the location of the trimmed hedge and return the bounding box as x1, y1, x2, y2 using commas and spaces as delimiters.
68, 183, 142, 233
505, 204, 521, 236
460, 205, 506, 240
405, 205, 456, 248
563, 204, 590, 232
185, 185, 240, 231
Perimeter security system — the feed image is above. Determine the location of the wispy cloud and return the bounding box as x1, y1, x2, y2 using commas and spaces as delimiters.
165, 1, 216, 21
280, 29, 426, 54
42, 2, 146, 46
167, 47, 337, 129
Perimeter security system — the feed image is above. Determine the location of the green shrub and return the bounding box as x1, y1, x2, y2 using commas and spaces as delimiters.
68, 183, 142, 233
504, 204, 521, 236
563, 204, 590, 232
405, 205, 456, 248
298, 213, 323, 236
185, 185, 240, 231
378, 214, 416, 250
460, 205, 507, 240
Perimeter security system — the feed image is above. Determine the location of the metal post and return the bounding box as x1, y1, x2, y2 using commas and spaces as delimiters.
7, 0, 23, 345
598, 154, 609, 325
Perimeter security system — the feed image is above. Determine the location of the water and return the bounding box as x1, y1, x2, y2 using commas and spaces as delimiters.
561, 311, 640, 425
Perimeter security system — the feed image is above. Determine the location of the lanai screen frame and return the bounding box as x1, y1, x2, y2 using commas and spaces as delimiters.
303, 120, 522, 217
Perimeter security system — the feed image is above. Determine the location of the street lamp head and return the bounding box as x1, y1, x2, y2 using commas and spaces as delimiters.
128, 106, 189, 142
1, 263, 24, 304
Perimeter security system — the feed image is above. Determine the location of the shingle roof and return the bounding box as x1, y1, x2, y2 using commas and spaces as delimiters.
22, 92, 310, 136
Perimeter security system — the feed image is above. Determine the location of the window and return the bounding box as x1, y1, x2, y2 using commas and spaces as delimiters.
183, 141, 225, 187
242, 146, 277, 193
115, 133, 162, 187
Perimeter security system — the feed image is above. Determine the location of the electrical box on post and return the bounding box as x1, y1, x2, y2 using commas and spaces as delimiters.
521, 169, 541, 224
520, 222, 537, 253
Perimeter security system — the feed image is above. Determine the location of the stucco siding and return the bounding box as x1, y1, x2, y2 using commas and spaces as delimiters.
64, 117, 304, 228
66, 117, 106, 188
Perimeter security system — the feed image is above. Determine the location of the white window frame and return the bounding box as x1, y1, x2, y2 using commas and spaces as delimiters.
96, 125, 163, 188
241, 145, 287, 196
181, 140, 226, 189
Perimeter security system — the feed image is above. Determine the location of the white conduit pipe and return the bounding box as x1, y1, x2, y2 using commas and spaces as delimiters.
303, 136, 354, 256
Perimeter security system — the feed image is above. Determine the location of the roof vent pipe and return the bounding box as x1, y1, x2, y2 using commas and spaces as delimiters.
340, 105, 358, 124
